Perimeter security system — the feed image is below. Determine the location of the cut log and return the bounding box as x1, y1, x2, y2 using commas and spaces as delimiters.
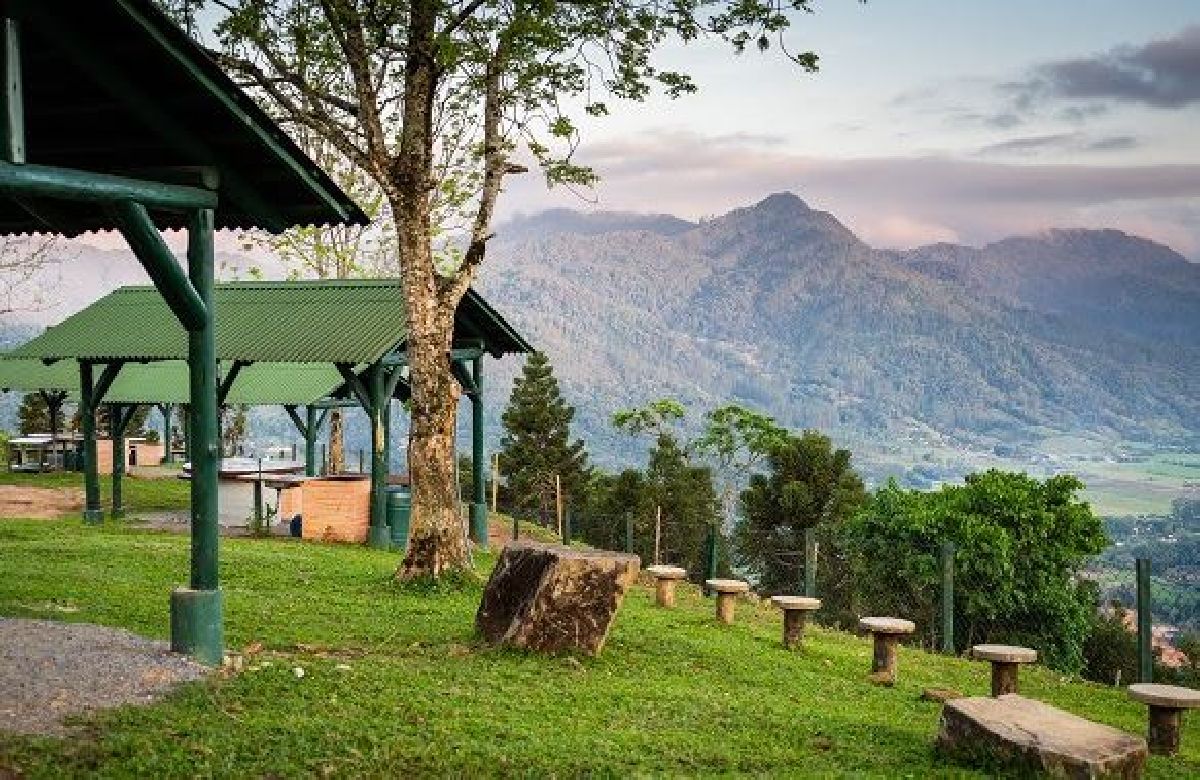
475, 541, 640, 657
937, 694, 1147, 778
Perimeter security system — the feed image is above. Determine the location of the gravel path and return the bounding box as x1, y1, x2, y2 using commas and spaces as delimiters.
0, 619, 208, 736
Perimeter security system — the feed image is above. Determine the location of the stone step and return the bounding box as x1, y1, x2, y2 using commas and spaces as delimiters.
937, 694, 1147, 778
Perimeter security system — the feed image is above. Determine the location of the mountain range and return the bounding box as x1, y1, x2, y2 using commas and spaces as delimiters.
2, 192, 1197, 485
475, 193, 1200, 472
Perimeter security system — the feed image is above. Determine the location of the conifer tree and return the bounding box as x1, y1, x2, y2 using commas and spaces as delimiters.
17, 392, 49, 435
500, 353, 589, 524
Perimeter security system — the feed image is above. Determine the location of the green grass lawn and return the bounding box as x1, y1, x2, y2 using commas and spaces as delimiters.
0, 519, 1196, 778
0, 469, 190, 513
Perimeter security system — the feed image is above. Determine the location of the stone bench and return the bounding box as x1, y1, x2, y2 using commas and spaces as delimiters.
770, 596, 821, 650
645, 565, 687, 608
859, 617, 915, 686
971, 644, 1037, 696
705, 579, 750, 625
1127, 683, 1200, 756
937, 694, 1146, 778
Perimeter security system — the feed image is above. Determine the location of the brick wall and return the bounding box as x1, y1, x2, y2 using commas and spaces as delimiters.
300, 477, 371, 543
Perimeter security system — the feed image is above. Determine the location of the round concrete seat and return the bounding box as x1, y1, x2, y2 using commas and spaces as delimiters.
646, 565, 688, 608
1128, 683, 1200, 755
972, 644, 1037, 697
859, 617, 915, 685
705, 579, 750, 625
771, 596, 821, 650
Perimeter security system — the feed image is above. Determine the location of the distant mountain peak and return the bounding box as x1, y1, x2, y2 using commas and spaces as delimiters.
756, 191, 809, 209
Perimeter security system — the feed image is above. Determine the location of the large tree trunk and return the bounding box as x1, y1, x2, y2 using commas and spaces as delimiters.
393, 0, 470, 578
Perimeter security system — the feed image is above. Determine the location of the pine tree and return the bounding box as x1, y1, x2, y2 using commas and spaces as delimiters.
500, 352, 589, 524
17, 392, 49, 434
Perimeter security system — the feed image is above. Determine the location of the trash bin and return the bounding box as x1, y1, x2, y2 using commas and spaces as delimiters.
386, 486, 411, 552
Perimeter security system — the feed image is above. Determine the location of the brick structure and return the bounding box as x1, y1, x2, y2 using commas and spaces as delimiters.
300, 476, 371, 543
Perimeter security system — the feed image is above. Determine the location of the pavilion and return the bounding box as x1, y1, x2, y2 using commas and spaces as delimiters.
8, 279, 532, 548
0, 0, 366, 663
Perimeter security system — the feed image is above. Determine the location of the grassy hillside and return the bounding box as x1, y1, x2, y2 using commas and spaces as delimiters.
1, 518, 1196, 777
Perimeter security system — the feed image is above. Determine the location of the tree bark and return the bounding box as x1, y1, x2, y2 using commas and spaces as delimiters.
328, 409, 345, 473
393, 0, 469, 578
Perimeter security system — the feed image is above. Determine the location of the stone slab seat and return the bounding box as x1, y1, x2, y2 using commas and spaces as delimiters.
475, 541, 640, 657
705, 579, 750, 594
859, 617, 915, 635
937, 694, 1147, 779
1128, 683, 1200, 756
771, 596, 822, 612
645, 565, 687, 580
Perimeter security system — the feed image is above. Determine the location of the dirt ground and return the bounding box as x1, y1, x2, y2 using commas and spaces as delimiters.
0, 485, 82, 519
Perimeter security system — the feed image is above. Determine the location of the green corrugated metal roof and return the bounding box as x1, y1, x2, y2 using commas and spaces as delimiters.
0, 358, 344, 406
0, 0, 367, 236
10, 280, 531, 363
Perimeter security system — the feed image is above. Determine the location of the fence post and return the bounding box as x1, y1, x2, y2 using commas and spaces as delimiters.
1137, 557, 1153, 683
803, 526, 817, 597
625, 513, 633, 554
705, 523, 718, 582
562, 508, 572, 546
941, 541, 955, 654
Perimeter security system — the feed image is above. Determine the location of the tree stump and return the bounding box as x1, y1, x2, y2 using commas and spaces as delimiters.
475, 541, 640, 657
770, 596, 821, 650
859, 617, 915, 686
646, 565, 687, 608
971, 644, 1037, 697
1128, 683, 1200, 755
705, 579, 749, 625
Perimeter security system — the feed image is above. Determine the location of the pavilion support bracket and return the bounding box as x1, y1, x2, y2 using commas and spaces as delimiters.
112, 200, 207, 331
78, 360, 125, 524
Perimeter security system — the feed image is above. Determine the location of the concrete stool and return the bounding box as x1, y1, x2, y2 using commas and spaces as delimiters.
705, 579, 750, 625
646, 565, 688, 608
971, 644, 1037, 696
770, 596, 821, 650
1128, 683, 1200, 755
859, 617, 915, 686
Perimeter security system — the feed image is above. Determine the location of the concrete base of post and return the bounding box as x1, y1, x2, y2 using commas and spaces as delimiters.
83, 508, 105, 524
169, 587, 223, 666
367, 524, 392, 550
470, 502, 488, 545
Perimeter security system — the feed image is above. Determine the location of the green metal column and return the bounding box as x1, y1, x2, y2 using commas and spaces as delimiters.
803, 526, 817, 597
304, 405, 318, 477
469, 357, 487, 545
941, 541, 955, 654
109, 404, 125, 519
161, 403, 174, 463
1, 12, 25, 165
79, 362, 103, 524
169, 207, 222, 667
1137, 557, 1153, 683
367, 364, 390, 549
705, 523, 718, 582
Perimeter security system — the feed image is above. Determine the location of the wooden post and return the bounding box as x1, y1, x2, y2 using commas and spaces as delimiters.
941, 541, 956, 654
654, 506, 662, 566
556, 470, 566, 537
1137, 557, 1153, 683
491, 453, 499, 512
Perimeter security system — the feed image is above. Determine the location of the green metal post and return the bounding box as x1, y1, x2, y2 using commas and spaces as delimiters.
79, 362, 103, 524
304, 405, 318, 477
941, 541, 955, 654
109, 404, 125, 519
626, 513, 634, 554
706, 523, 718, 582
1, 13, 25, 165
803, 526, 817, 598
469, 356, 487, 545
169, 207, 222, 666
161, 403, 174, 463
367, 364, 390, 549
562, 508, 572, 546
1137, 557, 1153, 683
